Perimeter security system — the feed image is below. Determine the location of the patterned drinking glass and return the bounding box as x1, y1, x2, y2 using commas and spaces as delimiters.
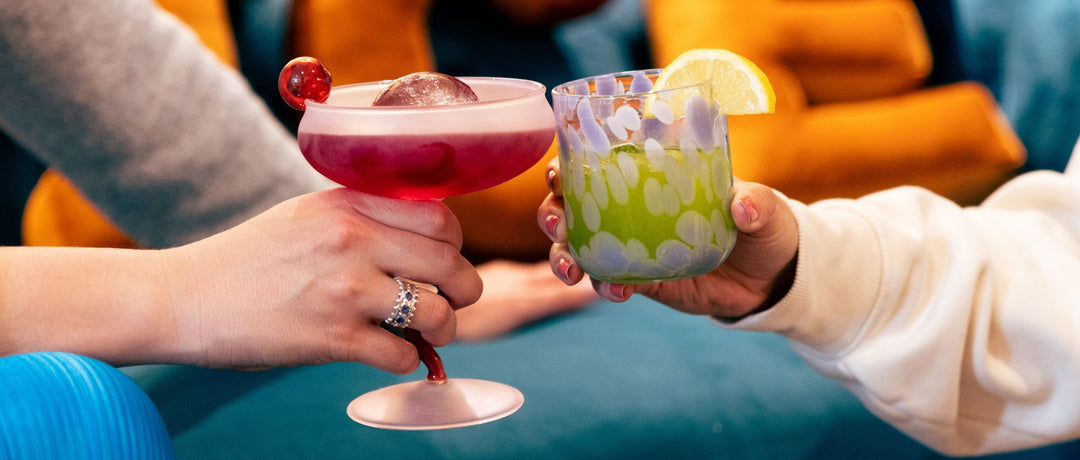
552, 69, 735, 283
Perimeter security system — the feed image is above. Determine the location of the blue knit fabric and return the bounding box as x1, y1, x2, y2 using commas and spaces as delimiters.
0, 352, 174, 459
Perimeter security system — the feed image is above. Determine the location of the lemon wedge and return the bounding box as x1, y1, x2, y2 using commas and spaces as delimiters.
648, 48, 775, 116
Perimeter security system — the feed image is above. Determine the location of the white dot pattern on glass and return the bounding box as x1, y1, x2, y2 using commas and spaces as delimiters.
553, 70, 737, 282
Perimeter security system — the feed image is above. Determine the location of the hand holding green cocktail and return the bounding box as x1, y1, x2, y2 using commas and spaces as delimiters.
551, 49, 774, 283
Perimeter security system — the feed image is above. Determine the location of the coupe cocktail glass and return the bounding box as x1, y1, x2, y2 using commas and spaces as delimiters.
297, 77, 555, 429
552, 70, 736, 283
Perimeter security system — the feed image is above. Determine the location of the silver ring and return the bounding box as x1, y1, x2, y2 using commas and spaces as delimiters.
385, 278, 419, 328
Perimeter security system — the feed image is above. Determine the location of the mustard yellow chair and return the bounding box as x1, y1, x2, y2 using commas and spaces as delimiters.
645, 0, 1025, 204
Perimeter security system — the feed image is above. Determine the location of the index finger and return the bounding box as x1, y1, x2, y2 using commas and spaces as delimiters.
336, 188, 464, 250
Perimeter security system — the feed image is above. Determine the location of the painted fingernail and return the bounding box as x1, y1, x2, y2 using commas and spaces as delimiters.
545, 167, 558, 191
608, 283, 630, 300
739, 197, 758, 224
543, 214, 560, 240
556, 257, 574, 281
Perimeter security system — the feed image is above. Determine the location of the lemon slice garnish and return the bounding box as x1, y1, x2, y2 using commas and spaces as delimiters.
647, 48, 775, 116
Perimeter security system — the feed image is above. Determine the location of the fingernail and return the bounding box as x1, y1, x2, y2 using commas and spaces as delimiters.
544, 214, 560, 240
608, 283, 630, 300
739, 197, 758, 224
556, 257, 574, 281
545, 167, 558, 190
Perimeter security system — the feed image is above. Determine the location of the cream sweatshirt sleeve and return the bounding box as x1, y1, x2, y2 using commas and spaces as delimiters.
0, 0, 331, 248
723, 139, 1080, 455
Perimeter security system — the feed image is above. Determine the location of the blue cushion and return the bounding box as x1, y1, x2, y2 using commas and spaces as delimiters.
122, 295, 1080, 457
123, 296, 1071, 458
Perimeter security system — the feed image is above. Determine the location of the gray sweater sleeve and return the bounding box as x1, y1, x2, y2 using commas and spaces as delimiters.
0, 0, 332, 248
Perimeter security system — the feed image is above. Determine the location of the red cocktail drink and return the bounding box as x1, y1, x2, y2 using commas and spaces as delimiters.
299, 129, 551, 200
298, 77, 555, 201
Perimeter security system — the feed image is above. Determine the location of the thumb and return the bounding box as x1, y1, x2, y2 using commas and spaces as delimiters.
726, 180, 799, 278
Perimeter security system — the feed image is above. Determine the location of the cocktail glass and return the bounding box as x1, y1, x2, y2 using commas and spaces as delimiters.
297, 77, 555, 429
551, 69, 736, 283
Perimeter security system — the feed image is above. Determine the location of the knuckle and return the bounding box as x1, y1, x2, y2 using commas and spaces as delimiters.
426, 205, 462, 241
387, 348, 420, 374
323, 272, 364, 303
425, 303, 454, 329
317, 215, 363, 252
430, 241, 461, 268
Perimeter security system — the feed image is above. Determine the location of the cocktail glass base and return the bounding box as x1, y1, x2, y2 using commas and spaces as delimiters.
346, 378, 524, 430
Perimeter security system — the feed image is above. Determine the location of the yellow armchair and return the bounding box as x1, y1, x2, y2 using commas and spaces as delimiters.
645, 0, 1025, 204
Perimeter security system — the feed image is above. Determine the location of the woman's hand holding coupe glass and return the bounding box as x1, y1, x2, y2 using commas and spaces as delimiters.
2, 188, 482, 373
164, 188, 483, 371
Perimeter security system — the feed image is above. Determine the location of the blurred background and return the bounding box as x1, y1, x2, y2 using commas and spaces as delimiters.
5, 0, 1079, 254
4, 1, 1080, 458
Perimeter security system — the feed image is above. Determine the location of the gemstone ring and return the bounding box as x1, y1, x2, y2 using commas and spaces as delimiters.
385, 278, 419, 328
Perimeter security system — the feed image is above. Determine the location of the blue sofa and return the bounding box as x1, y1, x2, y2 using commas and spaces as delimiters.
122, 296, 1079, 459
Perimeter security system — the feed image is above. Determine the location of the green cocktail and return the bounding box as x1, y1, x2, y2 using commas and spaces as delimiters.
552, 69, 736, 283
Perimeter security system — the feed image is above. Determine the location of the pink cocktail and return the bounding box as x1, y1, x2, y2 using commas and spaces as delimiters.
298, 77, 555, 200
294, 75, 555, 430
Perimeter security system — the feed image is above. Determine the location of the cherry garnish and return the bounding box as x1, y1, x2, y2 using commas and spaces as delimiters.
403, 329, 447, 383
278, 56, 332, 110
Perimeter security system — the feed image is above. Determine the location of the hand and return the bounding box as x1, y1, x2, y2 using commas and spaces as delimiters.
455, 259, 598, 342
537, 159, 799, 318
160, 188, 482, 372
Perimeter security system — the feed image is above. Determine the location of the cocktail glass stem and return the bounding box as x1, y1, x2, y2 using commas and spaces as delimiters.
403, 328, 447, 383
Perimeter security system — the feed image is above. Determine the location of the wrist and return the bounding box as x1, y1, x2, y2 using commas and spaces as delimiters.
153, 246, 208, 366
713, 250, 798, 323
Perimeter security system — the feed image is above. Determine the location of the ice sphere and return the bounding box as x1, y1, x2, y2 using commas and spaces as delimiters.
372, 72, 478, 106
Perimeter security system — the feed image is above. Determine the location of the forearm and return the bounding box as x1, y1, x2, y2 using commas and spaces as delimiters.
723, 172, 1080, 455
0, 247, 190, 366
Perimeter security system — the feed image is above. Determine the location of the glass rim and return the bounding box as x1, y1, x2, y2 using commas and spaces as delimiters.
551, 68, 706, 99
305, 76, 548, 113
